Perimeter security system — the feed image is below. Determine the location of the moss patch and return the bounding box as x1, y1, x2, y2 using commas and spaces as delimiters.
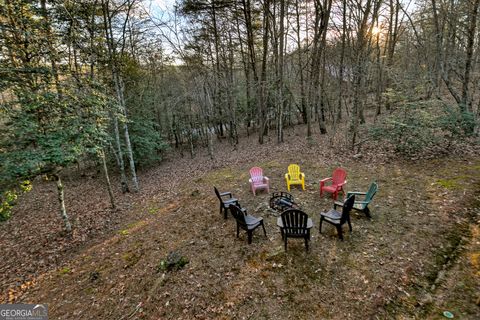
261, 160, 282, 169
58, 267, 71, 275
118, 229, 129, 236
122, 250, 143, 269
204, 168, 239, 184
436, 179, 460, 189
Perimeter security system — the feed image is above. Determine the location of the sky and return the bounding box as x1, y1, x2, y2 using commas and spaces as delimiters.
150, 0, 176, 14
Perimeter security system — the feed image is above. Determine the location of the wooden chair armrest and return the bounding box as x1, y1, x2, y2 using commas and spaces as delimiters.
320, 177, 332, 183
285, 173, 290, 180
263, 176, 270, 182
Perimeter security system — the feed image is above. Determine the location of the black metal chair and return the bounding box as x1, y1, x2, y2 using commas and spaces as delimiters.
230, 205, 267, 244
320, 194, 355, 240
278, 209, 312, 251
214, 187, 239, 219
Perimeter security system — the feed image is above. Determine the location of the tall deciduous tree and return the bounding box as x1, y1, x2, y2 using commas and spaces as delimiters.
101, 0, 139, 192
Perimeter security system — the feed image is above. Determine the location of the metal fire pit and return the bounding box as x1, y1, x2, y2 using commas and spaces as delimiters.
269, 192, 300, 214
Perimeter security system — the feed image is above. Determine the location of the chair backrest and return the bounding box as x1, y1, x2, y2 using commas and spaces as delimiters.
230, 205, 246, 226
249, 167, 264, 183
340, 194, 355, 224
365, 182, 378, 202
332, 168, 347, 185
288, 164, 301, 180
213, 187, 222, 202
281, 209, 309, 236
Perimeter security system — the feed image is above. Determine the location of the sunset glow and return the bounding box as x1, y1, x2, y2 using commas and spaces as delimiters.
371, 26, 381, 36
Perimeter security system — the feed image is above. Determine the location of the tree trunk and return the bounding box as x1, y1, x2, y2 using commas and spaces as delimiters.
207, 129, 214, 160
431, 0, 443, 95
295, 0, 307, 124
374, 19, 383, 118
259, 0, 271, 144
54, 173, 72, 233
112, 114, 129, 193
350, 0, 380, 148
88, 1, 98, 79
100, 149, 116, 209
277, 0, 286, 143
102, 0, 139, 192
461, 0, 480, 112
121, 88, 139, 192
189, 124, 195, 159
337, 0, 347, 121
210, 0, 224, 141
39, 0, 61, 94
318, 6, 329, 134
227, 24, 239, 147
235, 1, 253, 133
241, 0, 264, 143
308, 0, 332, 136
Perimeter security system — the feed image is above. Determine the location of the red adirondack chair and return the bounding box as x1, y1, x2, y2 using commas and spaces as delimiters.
249, 167, 270, 196
320, 168, 347, 200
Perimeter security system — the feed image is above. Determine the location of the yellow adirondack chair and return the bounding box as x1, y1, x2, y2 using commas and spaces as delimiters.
285, 164, 305, 191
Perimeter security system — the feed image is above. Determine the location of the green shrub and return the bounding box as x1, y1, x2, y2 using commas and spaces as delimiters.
369, 101, 439, 155
129, 118, 169, 167
0, 180, 32, 221
369, 100, 478, 156
0, 190, 17, 221
157, 251, 189, 272
438, 105, 476, 137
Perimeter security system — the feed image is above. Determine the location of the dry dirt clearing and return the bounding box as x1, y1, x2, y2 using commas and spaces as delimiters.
1, 130, 479, 319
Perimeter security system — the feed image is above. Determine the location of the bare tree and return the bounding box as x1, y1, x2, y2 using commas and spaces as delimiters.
101, 0, 139, 192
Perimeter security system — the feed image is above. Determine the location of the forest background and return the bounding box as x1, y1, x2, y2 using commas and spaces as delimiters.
0, 0, 479, 229
1, 1, 480, 318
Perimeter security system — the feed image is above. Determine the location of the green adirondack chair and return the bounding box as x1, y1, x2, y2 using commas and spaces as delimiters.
334, 182, 378, 218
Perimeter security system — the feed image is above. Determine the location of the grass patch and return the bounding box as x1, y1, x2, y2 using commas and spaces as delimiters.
148, 207, 159, 214
436, 179, 460, 189
204, 168, 239, 184
261, 160, 282, 169
59, 267, 71, 275
122, 251, 143, 269
426, 227, 466, 284
119, 221, 148, 236
127, 220, 148, 229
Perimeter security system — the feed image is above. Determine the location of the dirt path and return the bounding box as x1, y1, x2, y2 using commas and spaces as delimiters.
1, 127, 479, 319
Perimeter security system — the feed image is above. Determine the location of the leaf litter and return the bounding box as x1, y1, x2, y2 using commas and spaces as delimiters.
0, 126, 479, 319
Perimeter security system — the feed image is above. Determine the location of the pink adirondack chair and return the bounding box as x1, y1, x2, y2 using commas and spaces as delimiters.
249, 167, 270, 196
320, 168, 347, 200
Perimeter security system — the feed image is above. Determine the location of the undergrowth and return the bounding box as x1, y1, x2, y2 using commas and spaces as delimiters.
368, 98, 479, 157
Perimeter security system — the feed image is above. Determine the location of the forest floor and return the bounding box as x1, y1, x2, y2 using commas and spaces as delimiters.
1, 124, 479, 319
